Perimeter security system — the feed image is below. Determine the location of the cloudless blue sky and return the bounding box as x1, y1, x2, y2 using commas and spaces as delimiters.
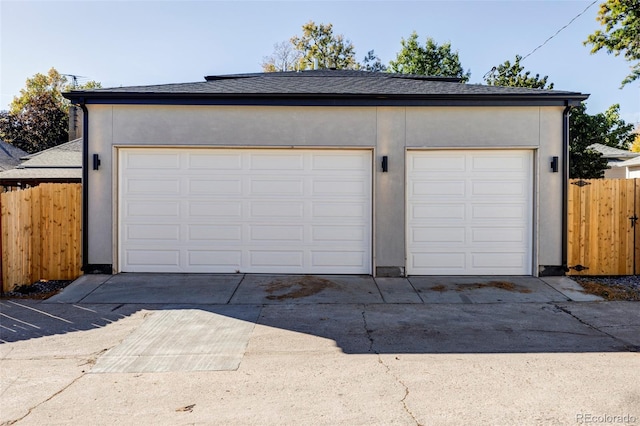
1, 0, 638, 125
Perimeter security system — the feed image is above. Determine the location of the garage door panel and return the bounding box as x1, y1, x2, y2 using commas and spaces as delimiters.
311, 225, 365, 242
126, 201, 179, 217
119, 148, 371, 274
471, 180, 525, 196
127, 178, 180, 194
250, 201, 304, 218
407, 150, 532, 275
312, 155, 366, 171
472, 204, 525, 219
188, 153, 242, 170
250, 178, 304, 195
249, 251, 304, 267
413, 180, 465, 196
249, 225, 304, 241
189, 224, 242, 241
412, 252, 466, 270
188, 201, 241, 217
188, 250, 242, 267
472, 252, 526, 269
126, 250, 180, 267
125, 152, 180, 169
471, 155, 525, 171
471, 227, 525, 243
127, 224, 180, 241
312, 202, 366, 218
311, 251, 366, 267
411, 227, 465, 243
313, 179, 366, 196
250, 153, 304, 170
189, 179, 241, 195
411, 204, 465, 220
411, 155, 466, 172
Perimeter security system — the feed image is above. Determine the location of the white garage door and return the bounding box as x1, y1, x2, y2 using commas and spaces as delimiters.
406, 150, 533, 275
119, 148, 372, 274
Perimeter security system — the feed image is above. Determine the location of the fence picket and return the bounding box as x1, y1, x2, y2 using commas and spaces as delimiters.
1, 183, 82, 292
568, 178, 638, 276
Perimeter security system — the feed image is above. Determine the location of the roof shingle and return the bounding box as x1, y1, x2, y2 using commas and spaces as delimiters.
64, 70, 588, 106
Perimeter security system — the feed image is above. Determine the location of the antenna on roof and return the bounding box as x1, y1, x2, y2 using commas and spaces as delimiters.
61, 74, 88, 89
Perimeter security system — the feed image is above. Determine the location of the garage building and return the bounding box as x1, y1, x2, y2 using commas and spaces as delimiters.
64, 70, 588, 277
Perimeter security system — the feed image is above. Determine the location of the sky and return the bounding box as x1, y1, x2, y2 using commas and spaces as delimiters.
1, 0, 639, 125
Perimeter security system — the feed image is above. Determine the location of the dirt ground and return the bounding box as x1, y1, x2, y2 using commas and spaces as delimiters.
573, 275, 640, 301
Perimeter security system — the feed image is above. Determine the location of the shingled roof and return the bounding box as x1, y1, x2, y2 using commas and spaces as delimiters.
0, 139, 82, 183
64, 70, 588, 106
0, 139, 27, 171
587, 143, 639, 159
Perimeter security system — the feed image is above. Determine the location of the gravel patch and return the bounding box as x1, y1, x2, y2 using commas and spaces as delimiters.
1, 280, 73, 300
573, 275, 640, 301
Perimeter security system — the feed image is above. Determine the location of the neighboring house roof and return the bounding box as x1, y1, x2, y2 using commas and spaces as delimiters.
18, 139, 82, 168
612, 156, 640, 169
64, 70, 588, 106
0, 139, 82, 182
587, 143, 640, 159
0, 139, 28, 171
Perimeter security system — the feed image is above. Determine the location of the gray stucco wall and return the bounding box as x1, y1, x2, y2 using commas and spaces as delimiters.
86, 104, 565, 275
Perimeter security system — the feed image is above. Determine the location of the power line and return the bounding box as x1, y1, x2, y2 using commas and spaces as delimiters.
484, 0, 599, 80
521, 0, 599, 62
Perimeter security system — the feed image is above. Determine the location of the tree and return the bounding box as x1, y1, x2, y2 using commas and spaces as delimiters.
584, 0, 640, 87
388, 32, 470, 82
262, 41, 302, 72
484, 55, 554, 89
0, 67, 101, 153
569, 103, 635, 178
9, 68, 69, 115
263, 22, 386, 72
481, 58, 633, 178
630, 129, 640, 152
0, 93, 69, 153
361, 50, 387, 72
290, 21, 358, 70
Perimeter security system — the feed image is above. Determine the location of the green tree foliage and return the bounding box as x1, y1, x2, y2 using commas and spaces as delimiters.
291, 21, 358, 70
0, 94, 68, 153
484, 55, 554, 89
263, 22, 386, 72
480, 57, 633, 179
0, 67, 101, 153
388, 32, 470, 82
585, 0, 640, 87
9, 68, 69, 115
569, 103, 635, 178
361, 50, 387, 72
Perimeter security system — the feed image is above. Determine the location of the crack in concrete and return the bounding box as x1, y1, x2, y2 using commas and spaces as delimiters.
361, 309, 422, 426
0, 346, 14, 360
3, 367, 85, 425
524, 329, 597, 337
554, 304, 640, 352
1, 346, 113, 425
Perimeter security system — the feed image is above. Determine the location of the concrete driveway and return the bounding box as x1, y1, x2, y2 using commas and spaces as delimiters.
1, 274, 639, 425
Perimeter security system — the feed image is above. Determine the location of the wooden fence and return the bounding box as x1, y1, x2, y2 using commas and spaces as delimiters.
568, 178, 640, 276
1, 183, 82, 292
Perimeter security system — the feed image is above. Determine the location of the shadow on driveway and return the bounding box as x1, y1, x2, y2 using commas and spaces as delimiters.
1, 297, 638, 354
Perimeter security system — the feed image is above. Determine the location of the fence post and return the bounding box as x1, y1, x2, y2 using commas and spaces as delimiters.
0, 191, 3, 291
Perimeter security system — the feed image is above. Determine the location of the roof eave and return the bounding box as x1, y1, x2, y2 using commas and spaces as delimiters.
63, 91, 589, 107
